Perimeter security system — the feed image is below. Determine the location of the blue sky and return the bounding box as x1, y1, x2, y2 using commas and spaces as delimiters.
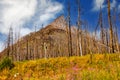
0, 0, 120, 51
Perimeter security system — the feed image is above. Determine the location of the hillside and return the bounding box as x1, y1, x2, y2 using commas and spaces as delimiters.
0, 15, 68, 60
0, 14, 119, 61
0, 0, 120, 80
0, 54, 120, 80
0, 15, 93, 61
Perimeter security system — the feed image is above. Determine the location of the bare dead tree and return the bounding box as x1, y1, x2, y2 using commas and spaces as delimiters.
11, 27, 14, 59
67, 1, 73, 56
6, 27, 14, 59
76, 0, 83, 56
99, 7, 105, 45
33, 26, 37, 60
41, 24, 44, 58
113, 8, 119, 53
14, 31, 17, 61
26, 37, 29, 60
105, 29, 110, 53
84, 21, 89, 54
76, 0, 80, 56
95, 6, 106, 53
107, 0, 115, 53
17, 29, 21, 61
7, 29, 11, 57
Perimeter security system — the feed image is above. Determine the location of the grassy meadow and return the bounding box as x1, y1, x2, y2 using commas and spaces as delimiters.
0, 54, 120, 80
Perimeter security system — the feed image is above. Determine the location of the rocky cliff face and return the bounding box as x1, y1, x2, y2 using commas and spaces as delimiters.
50, 15, 67, 30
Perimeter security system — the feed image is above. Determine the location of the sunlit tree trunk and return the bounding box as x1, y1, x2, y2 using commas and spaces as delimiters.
76, 0, 82, 56
107, 0, 115, 53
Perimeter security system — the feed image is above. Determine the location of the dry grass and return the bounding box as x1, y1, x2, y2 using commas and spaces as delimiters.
0, 54, 120, 80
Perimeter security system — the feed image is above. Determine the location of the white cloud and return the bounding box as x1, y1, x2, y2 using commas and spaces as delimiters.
40, 13, 54, 22
111, 0, 116, 9
0, 0, 37, 35
92, 0, 105, 11
20, 28, 33, 37
36, 0, 63, 27
0, 0, 63, 52
0, 0, 63, 35
92, 0, 116, 11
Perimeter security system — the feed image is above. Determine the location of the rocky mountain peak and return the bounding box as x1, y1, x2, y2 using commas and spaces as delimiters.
49, 15, 67, 30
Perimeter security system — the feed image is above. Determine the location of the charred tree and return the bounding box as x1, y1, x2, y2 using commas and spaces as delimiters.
99, 7, 105, 45
113, 8, 119, 53
7, 27, 14, 59
7, 28, 11, 57
26, 38, 29, 60
107, 0, 115, 53
105, 29, 110, 53
95, 7, 106, 53
67, 1, 73, 56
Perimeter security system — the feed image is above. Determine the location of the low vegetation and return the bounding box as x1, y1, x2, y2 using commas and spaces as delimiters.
0, 57, 14, 71
0, 54, 120, 80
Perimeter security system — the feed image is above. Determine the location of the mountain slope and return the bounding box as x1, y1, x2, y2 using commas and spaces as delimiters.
0, 15, 94, 61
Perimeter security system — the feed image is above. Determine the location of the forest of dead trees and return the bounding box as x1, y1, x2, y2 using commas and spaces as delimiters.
0, 0, 120, 61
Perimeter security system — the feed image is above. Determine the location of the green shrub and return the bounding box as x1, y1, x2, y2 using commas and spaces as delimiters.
0, 57, 14, 70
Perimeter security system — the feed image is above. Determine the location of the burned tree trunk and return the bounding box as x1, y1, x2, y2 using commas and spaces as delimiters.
7, 27, 14, 59
7, 29, 11, 57
67, 1, 73, 56
113, 8, 119, 53
99, 7, 105, 46
26, 38, 29, 60
107, 0, 115, 53
105, 29, 110, 53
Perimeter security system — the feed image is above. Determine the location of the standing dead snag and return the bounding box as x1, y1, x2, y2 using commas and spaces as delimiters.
14, 31, 17, 61
17, 30, 21, 61
44, 42, 47, 59
65, 17, 70, 57
7, 27, 14, 59
95, 7, 105, 53
7, 28, 11, 57
107, 0, 115, 53
26, 37, 29, 60
105, 29, 110, 53
67, 1, 73, 56
11, 27, 14, 60
113, 8, 119, 53
84, 22, 89, 54
76, 0, 82, 56
99, 7, 105, 46
33, 26, 38, 60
